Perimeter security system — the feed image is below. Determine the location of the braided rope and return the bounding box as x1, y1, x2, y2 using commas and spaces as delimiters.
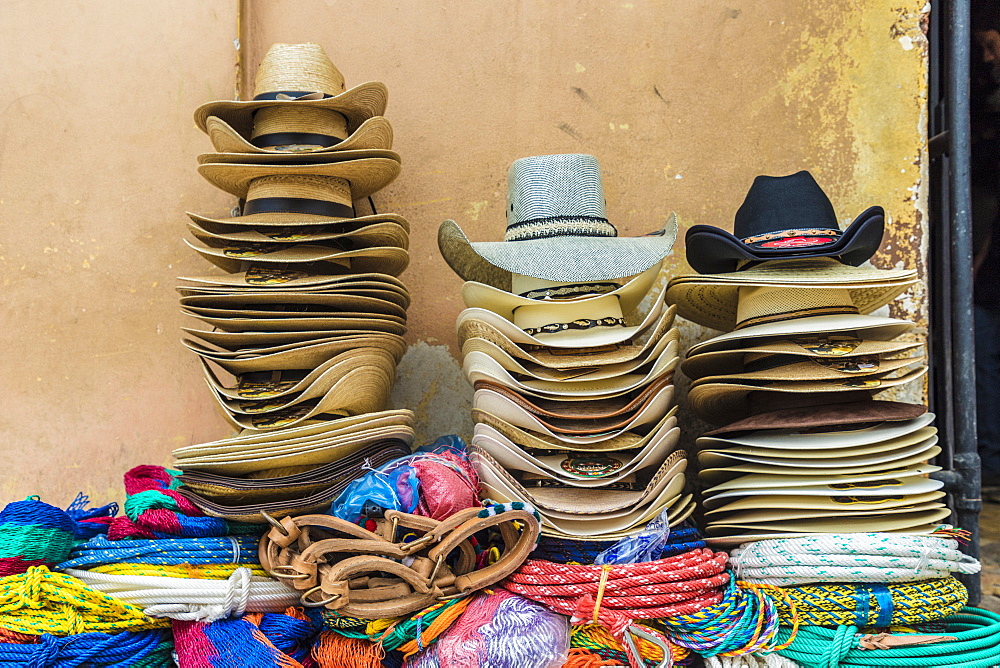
729, 533, 981, 586
704, 652, 802, 668
654, 581, 799, 656
88, 562, 270, 579
0, 629, 173, 667
322, 595, 472, 652
742, 577, 967, 627
0, 566, 166, 635
63, 566, 299, 622
57, 535, 260, 570
773, 607, 1000, 667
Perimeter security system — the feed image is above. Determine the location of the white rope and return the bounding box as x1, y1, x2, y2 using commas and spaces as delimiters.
705, 653, 802, 668
63, 567, 300, 622
729, 533, 981, 586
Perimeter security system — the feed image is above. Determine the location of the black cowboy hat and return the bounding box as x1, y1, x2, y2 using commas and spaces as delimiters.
685, 171, 885, 274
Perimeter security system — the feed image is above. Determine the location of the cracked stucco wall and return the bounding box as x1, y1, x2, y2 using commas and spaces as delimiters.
0, 0, 928, 503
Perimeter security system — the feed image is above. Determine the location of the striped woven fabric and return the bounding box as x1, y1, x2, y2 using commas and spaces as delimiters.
172, 607, 321, 668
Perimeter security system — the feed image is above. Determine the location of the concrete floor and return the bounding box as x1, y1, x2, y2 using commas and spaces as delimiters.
978, 500, 1000, 611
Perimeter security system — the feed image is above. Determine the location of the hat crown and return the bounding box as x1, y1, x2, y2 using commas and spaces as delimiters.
253, 43, 346, 97
733, 171, 840, 240
503, 154, 617, 241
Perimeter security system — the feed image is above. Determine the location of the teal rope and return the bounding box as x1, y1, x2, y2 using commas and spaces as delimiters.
773, 606, 1000, 667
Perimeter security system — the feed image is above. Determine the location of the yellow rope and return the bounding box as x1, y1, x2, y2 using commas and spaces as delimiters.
89, 562, 269, 579
0, 566, 167, 635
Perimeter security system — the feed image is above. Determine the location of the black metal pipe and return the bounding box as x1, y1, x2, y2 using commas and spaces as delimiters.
946, 0, 981, 604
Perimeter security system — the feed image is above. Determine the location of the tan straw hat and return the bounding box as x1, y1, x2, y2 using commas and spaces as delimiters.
667, 266, 918, 331
688, 353, 923, 384
194, 43, 388, 133
179, 292, 406, 318
205, 114, 393, 155
185, 238, 409, 276
687, 366, 927, 423
198, 156, 399, 200
701, 409, 934, 446
682, 337, 923, 380
187, 174, 408, 231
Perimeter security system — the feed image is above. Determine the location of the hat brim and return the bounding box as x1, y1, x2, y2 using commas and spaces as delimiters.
698, 424, 936, 460
197, 157, 400, 200
686, 313, 915, 356
682, 338, 924, 380
179, 291, 407, 318
205, 115, 393, 154
668, 276, 918, 331
706, 489, 945, 515
685, 206, 886, 275
187, 208, 409, 231
193, 82, 389, 133
178, 271, 408, 294
475, 409, 679, 454
470, 424, 679, 487
185, 239, 409, 277
461, 262, 662, 317
701, 462, 940, 494
701, 410, 935, 447
456, 286, 668, 349
457, 304, 677, 369
187, 220, 409, 250
183, 333, 406, 374
688, 366, 927, 423
690, 354, 922, 384
438, 213, 678, 286
703, 508, 952, 537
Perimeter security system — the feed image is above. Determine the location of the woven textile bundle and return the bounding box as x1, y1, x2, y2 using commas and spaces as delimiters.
0, 628, 173, 667
172, 607, 321, 667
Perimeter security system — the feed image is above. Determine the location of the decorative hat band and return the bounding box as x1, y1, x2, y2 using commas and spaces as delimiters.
741, 228, 841, 249
517, 282, 618, 300
743, 353, 881, 373
252, 91, 334, 101
513, 293, 625, 338
503, 216, 618, 242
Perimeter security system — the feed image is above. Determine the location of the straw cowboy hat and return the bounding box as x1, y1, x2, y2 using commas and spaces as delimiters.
194, 43, 388, 139
184, 238, 410, 276
471, 421, 679, 486
681, 337, 923, 380
461, 262, 662, 321
688, 353, 924, 384
457, 303, 677, 370
666, 259, 917, 332
701, 462, 941, 497
438, 154, 678, 288
455, 285, 669, 349
685, 171, 886, 274
178, 268, 410, 298
702, 405, 933, 442
687, 366, 927, 423
204, 114, 393, 156
198, 156, 400, 201
187, 174, 409, 231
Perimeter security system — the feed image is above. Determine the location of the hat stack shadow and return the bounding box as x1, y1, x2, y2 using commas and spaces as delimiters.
666, 171, 946, 543
438, 153, 695, 545
171, 43, 415, 522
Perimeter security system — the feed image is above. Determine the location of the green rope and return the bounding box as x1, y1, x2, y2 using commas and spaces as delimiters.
773, 607, 1000, 667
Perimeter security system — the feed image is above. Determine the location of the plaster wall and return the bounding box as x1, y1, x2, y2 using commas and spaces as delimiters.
0, 1, 930, 505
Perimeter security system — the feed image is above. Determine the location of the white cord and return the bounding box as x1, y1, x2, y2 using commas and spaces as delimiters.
63, 567, 300, 622
705, 653, 802, 668
729, 533, 981, 586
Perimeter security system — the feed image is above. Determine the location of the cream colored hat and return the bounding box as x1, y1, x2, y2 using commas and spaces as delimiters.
475, 408, 679, 453
666, 259, 917, 331
184, 238, 409, 277
689, 353, 923, 384
457, 304, 677, 370
194, 43, 388, 134
461, 262, 661, 319
697, 412, 936, 450
456, 286, 668, 349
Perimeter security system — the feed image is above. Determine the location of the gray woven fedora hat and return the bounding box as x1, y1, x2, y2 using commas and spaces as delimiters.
438, 154, 677, 288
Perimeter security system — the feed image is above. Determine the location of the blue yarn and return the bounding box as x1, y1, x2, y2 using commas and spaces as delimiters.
0, 629, 172, 667
56, 535, 261, 570
64, 493, 118, 540
256, 610, 321, 662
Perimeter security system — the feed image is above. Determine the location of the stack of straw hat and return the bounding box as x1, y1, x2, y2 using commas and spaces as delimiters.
667, 171, 946, 541
438, 153, 695, 540
174, 43, 414, 521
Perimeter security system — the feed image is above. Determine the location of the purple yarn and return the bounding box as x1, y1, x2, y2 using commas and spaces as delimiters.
407, 592, 567, 668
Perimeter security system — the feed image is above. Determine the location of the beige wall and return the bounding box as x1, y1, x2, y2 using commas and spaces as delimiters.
0, 1, 930, 505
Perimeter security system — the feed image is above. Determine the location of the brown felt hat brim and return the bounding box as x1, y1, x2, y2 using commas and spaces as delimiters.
703, 400, 928, 436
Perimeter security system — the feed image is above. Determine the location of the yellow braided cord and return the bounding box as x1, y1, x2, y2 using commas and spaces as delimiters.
571, 622, 691, 663
742, 576, 967, 627
89, 562, 269, 579
0, 566, 167, 635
